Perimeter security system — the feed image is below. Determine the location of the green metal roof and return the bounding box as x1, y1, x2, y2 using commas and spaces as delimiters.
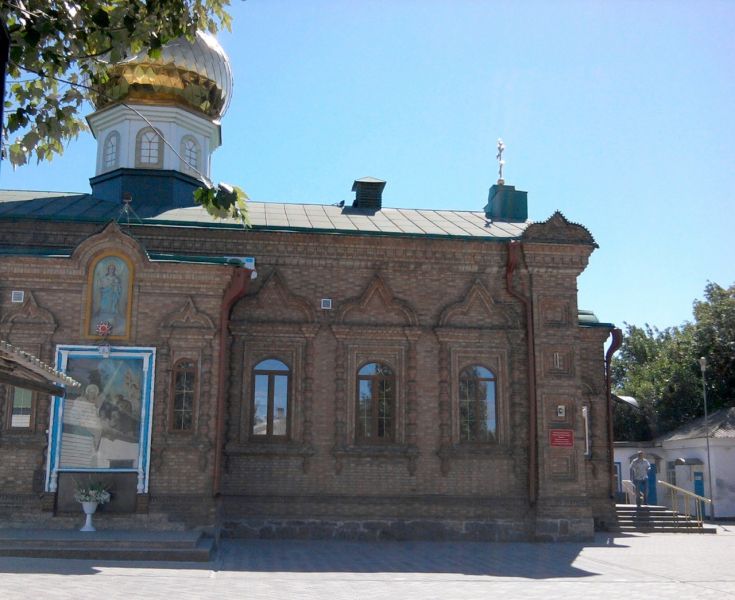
153, 203, 529, 239
578, 309, 614, 328
0, 190, 530, 240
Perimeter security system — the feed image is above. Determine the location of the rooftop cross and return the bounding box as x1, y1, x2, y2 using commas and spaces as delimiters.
496, 138, 506, 184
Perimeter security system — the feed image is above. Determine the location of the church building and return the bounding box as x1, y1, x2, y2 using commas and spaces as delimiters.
0, 32, 618, 541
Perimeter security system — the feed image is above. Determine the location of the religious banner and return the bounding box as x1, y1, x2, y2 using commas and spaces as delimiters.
46, 346, 155, 494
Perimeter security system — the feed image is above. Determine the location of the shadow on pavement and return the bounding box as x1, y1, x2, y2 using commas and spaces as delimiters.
0, 535, 630, 578
215, 536, 630, 579
0, 556, 213, 575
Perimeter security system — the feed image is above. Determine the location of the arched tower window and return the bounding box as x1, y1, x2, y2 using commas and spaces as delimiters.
102, 131, 120, 171
135, 127, 164, 169
459, 365, 497, 443
180, 135, 200, 175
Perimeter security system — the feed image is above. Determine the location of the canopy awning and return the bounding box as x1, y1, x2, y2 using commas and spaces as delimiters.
0, 340, 80, 396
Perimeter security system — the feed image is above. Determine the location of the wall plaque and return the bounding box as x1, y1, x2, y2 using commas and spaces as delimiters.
549, 429, 574, 447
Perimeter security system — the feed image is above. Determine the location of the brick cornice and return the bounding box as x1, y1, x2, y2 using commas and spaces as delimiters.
330, 324, 421, 341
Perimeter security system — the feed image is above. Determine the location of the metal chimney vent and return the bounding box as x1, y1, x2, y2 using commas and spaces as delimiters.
351, 177, 386, 210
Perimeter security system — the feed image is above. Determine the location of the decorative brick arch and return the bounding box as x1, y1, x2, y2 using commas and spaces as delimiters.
70, 221, 148, 341
330, 275, 421, 474
0, 292, 58, 443
433, 279, 522, 476
522, 211, 597, 247
0, 291, 57, 339
70, 221, 149, 270
155, 297, 217, 467
159, 296, 216, 336
233, 270, 316, 324
227, 270, 319, 472
438, 279, 519, 329
336, 274, 419, 327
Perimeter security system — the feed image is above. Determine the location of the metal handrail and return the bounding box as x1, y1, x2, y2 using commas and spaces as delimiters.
658, 480, 712, 527
621, 479, 638, 505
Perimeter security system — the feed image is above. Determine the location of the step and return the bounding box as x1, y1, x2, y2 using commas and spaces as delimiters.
616, 505, 673, 513
612, 526, 717, 534
616, 514, 699, 521
617, 521, 702, 528
0, 529, 214, 562
612, 504, 716, 534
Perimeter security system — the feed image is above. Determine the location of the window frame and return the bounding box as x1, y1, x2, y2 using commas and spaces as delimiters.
458, 364, 497, 444
436, 342, 509, 451
179, 135, 200, 175
135, 127, 164, 169
355, 361, 396, 444
169, 359, 197, 433
6, 386, 35, 431
250, 358, 291, 441
102, 130, 120, 171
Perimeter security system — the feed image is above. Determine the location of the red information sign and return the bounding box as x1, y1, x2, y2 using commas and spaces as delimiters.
550, 429, 574, 447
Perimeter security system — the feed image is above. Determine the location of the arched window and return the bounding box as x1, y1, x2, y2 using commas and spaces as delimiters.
135, 127, 163, 168
459, 365, 496, 442
170, 360, 196, 432
356, 362, 395, 443
102, 131, 120, 171
180, 135, 200, 174
251, 359, 290, 439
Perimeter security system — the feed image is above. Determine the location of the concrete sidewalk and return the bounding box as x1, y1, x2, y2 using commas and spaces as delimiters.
1, 525, 734, 599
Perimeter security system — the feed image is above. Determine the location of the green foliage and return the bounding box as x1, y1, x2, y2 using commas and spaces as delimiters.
73, 478, 111, 504
1, 0, 233, 166
693, 282, 735, 406
612, 399, 652, 442
193, 183, 250, 225
612, 282, 735, 440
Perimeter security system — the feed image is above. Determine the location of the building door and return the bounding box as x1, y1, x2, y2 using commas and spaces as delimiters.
647, 462, 658, 505
693, 471, 705, 517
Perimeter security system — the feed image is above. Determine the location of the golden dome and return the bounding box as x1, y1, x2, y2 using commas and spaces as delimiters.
94, 31, 233, 119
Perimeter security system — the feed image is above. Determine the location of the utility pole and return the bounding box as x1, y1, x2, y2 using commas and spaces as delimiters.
699, 357, 715, 520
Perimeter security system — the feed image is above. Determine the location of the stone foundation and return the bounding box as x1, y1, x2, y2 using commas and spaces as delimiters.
533, 517, 594, 542
222, 518, 534, 542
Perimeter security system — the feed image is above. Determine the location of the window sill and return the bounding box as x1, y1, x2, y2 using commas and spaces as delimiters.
225, 442, 314, 458
332, 444, 419, 460
437, 443, 511, 460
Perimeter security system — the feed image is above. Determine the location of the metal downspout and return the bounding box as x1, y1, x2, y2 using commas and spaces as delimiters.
213, 267, 252, 496
604, 327, 623, 498
505, 240, 538, 505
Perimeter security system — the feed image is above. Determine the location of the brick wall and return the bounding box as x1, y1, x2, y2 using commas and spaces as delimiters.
0, 218, 614, 540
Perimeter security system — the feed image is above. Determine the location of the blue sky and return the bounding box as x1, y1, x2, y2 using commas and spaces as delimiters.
2, 0, 733, 331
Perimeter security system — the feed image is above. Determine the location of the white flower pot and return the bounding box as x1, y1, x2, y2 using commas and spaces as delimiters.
80, 501, 99, 532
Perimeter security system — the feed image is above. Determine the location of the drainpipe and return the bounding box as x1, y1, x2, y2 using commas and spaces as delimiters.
212, 266, 252, 496
505, 240, 537, 505
604, 327, 623, 499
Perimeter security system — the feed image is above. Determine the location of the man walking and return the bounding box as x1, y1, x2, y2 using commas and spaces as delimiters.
630, 451, 651, 507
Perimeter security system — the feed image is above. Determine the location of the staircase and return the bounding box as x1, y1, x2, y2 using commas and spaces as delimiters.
612, 504, 717, 534
0, 528, 215, 561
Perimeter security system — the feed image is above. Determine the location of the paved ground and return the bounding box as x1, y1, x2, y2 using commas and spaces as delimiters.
2, 525, 735, 599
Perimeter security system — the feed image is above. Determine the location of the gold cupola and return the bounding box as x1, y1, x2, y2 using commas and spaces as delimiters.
87, 32, 234, 209
93, 31, 233, 119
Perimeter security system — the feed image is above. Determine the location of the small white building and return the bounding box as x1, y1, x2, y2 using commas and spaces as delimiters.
614, 407, 735, 519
